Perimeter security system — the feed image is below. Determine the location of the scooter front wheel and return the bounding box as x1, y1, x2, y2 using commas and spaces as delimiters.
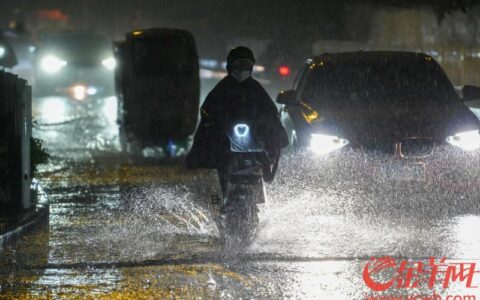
221, 186, 258, 246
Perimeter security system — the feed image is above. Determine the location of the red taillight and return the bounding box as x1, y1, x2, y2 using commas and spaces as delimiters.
278, 66, 290, 76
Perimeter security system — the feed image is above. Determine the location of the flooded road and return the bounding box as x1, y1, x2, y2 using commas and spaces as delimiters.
2, 99, 480, 299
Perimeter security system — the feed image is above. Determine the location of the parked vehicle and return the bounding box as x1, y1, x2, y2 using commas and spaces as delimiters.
115, 28, 199, 157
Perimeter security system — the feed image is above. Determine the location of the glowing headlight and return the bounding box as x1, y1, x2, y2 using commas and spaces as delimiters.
87, 87, 97, 96
310, 133, 349, 155
234, 124, 250, 137
0, 46, 5, 58
446, 130, 480, 151
102, 57, 116, 70
41, 55, 67, 73
72, 85, 86, 101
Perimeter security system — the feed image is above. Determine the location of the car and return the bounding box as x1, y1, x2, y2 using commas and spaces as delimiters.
34, 30, 115, 100
277, 51, 480, 189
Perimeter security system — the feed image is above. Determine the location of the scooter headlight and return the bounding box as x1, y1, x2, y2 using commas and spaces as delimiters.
446, 130, 480, 151
41, 55, 67, 74
0, 46, 5, 58
310, 133, 349, 155
230, 123, 265, 152
234, 124, 250, 138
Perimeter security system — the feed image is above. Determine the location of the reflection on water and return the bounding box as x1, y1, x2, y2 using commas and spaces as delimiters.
0, 229, 49, 296
452, 215, 480, 258
3, 100, 480, 297
33, 96, 120, 158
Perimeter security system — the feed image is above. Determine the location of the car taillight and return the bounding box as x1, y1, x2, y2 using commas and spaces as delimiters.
278, 66, 290, 77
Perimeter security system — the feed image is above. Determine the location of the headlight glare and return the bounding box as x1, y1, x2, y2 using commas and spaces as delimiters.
72, 85, 87, 101
41, 55, 67, 73
310, 133, 349, 155
0, 46, 5, 58
102, 57, 116, 70
446, 130, 480, 151
41, 98, 66, 123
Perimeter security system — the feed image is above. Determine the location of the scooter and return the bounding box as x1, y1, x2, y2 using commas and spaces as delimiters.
219, 121, 279, 245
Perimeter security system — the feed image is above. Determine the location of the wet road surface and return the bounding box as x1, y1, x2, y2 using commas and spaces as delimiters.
2, 99, 480, 299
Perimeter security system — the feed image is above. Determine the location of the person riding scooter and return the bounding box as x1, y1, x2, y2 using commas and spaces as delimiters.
186, 46, 288, 199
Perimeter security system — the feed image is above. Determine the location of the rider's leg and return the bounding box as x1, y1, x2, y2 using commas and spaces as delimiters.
218, 167, 229, 204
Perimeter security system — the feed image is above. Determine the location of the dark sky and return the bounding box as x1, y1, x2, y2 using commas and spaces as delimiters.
0, 1, 372, 58
0, 0, 478, 60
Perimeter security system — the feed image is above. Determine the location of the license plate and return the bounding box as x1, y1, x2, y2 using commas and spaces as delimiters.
376, 163, 425, 181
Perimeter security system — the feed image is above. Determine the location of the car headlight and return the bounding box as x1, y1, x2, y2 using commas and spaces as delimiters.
446, 130, 480, 151
310, 133, 349, 155
41, 55, 67, 73
102, 57, 116, 70
0, 46, 5, 58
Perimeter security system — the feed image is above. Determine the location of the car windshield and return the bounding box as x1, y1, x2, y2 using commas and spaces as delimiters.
44, 33, 111, 64
302, 54, 458, 110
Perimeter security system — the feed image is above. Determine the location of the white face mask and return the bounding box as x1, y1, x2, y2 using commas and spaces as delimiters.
232, 70, 251, 82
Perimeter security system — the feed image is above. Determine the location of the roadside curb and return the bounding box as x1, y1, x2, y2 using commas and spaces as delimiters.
0, 204, 49, 249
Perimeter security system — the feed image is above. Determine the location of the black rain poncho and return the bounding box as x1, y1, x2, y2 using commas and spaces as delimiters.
186, 75, 288, 169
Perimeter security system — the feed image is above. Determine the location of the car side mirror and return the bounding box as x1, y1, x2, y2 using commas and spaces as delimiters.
276, 90, 298, 105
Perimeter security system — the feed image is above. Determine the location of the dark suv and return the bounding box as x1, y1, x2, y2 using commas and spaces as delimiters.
277, 51, 480, 185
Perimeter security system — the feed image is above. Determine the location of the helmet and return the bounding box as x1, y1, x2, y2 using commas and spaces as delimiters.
226, 46, 255, 68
